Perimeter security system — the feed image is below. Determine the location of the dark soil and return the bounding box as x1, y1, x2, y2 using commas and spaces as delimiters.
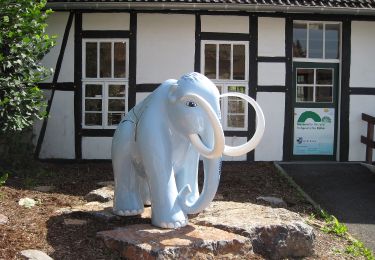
0, 162, 353, 259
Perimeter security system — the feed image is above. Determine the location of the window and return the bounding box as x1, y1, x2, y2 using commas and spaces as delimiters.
296, 68, 333, 103
82, 39, 129, 128
202, 41, 249, 130
293, 22, 340, 60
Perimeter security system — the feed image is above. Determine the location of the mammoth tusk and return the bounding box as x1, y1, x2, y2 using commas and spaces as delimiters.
220, 92, 265, 157
182, 93, 225, 159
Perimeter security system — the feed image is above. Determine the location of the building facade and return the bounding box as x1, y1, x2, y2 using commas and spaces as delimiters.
35, 0, 375, 162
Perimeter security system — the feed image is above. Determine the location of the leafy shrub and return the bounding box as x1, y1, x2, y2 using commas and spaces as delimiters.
0, 0, 55, 133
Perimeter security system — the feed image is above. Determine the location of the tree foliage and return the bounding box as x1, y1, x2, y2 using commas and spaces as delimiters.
0, 0, 55, 133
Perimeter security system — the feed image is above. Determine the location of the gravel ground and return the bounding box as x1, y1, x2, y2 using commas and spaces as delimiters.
0, 162, 358, 259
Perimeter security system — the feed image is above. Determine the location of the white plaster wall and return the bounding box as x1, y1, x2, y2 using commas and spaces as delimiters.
350, 21, 375, 87
258, 62, 286, 86
254, 92, 285, 161
201, 15, 249, 33
222, 136, 247, 161
82, 137, 112, 159
349, 95, 375, 161
258, 17, 285, 57
82, 13, 130, 30
137, 14, 195, 84
58, 17, 74, 82
41, 12, 70, 83
136, 92, 151, 104
39, 91, 75, 159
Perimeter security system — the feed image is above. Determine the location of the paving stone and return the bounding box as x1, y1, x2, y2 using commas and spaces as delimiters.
256, 196, 287, 207
84, 186, 114, 202
19, 197, 37, 208
192, 201, 315, 259
0, 213, 8, 225
97, 223, 252, 259
19, 249, 53, 260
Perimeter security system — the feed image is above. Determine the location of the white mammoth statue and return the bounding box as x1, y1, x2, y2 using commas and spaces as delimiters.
112, 72, 265, 229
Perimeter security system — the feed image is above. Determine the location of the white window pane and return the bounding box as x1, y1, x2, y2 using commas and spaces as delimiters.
85, 84, 102, 97
204, 44, 216, 79
109, 84, 125, 97
86, 42, 97, 77
316, 69, 333, 85
297, 86, 314, 102
108, 113, 124, 126
233, 45, 245, 80
227, 115, 245, 128
219, 44, 231, 80
85, 100, 102, 111
85, 113, 102, 126
114, 42, 126, 78
293, 23, 307, 58
100, 42, 112, 78
325, 24, 340, 59
316, 87, 333, 102
309, 23, 323, 58
297, 69, 314, 84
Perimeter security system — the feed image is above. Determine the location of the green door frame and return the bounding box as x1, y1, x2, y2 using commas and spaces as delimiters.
290, 62, 339, 161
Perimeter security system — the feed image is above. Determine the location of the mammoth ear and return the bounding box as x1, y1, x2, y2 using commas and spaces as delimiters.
168, 83, 179, 103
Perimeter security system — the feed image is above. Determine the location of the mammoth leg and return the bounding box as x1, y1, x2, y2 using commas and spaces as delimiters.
112, 123, 144, 216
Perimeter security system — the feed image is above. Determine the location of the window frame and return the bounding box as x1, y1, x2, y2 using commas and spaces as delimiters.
295, 68, 334, 104
201, 40, 249, 131
293, 21, 341, 63
82, 38, 129, 129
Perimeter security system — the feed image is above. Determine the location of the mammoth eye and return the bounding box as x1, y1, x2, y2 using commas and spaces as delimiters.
185, 101, 197, 107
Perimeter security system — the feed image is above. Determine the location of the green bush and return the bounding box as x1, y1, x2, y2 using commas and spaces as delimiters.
0, 0, 55, 133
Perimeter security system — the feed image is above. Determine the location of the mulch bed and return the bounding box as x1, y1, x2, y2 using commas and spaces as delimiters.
0, 162, 353, 259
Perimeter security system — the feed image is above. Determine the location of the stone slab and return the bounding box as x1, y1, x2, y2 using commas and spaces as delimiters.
191, 201, 315, 259
19, 249, 53, 260
0, 213, 8, 225
55, 201, 151, 222
97, 224, 252, 259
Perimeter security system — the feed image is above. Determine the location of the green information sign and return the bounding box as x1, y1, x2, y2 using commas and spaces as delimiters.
293, 108, 335, 155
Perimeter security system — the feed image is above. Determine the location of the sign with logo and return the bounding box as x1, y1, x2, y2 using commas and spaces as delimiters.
293, 108, 335, 155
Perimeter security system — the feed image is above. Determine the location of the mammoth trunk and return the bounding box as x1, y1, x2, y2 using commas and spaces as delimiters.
178, 158, 221, 214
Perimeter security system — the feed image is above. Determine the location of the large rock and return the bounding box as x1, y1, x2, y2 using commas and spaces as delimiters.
191, 201, 315, 259
84, 186, 114, 202
97, 224, 253, 259
19, 249, 53, 260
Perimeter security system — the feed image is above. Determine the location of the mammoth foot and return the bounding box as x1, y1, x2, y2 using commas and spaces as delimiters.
113, 208, 144, 216
160, 219, 188, 229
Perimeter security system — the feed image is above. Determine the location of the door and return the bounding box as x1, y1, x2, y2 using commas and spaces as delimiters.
291, 62, 339, 160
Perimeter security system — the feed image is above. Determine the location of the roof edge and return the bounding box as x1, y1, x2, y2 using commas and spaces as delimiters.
46, 2, 375, 15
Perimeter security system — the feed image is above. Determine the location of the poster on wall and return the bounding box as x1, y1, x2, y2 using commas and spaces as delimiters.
293, 108, 335, 155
